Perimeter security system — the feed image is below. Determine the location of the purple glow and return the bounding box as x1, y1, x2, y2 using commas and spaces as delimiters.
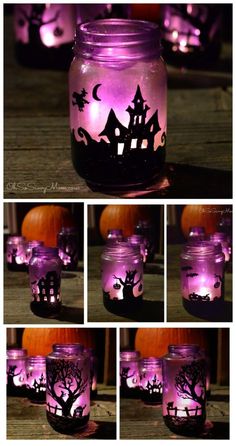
107, 229, 124, 242
26, 356, 46, 403
120, 350, 140, 397
188, 226, 206, 240
25, 240, 44, 265
139, 357, 163, 405
127, 234, 147, 263
7, 348, 28, 396
135, 220, 156, 262
6, 236, 26, 270
57, 227, 79, 271
209, 232, 230, 263
84, 348, 98, 397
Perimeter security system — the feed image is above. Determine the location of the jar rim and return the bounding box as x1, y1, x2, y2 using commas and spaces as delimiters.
32, 246, 59, 256
78, 19, 160, 39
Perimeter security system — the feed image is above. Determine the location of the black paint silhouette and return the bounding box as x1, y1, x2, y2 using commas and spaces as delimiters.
7, 365, 27, 396
31, 270, 60, 302
113, 270, 142, 301
120, 367, 135, 390
73, 404, 86, 418
181, 266, 193, 271
7, 365, 22, 389
186, 273, 199, 277
72, 89, 90, 112
19, 5, 60, 46
120, 366, 140, 398
27, 372, 46, 402
92, 84, 102, 101
189, 292, 210, 302
145, 375, 163, 394
46, 359, 88, 418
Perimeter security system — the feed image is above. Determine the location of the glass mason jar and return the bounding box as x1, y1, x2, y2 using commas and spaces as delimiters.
6, 236, 26, 271
69, 19, 167, 192
84, 347, 98, 399
57, 227, 79, 271
209, 232, 230, 263
46, 344, 90, 434
180, 241, 225, 318
107, 229, 124, 242
120, 350, 140, 398
139, 357, 163, 405
25, 240, 44, 266
188, 226, 206, 240
127, 234, 146, 263
161, 4, 222, 68
26, 356, 46, 403
14, 4, 76, 69
29, 247, 62, 318
135, 219, 155, 262
101, 241, 143, 315
162, 344, 206, 436
7, 348, 28, 397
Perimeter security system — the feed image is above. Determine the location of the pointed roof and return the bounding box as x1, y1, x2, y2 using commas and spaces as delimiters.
99, 108, 127, 137
132, 85, 146, 104
145, 110, 161, 133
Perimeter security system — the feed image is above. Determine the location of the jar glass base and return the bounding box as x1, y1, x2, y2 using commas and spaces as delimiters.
163, 415, 205, 436
46, 412, 89, 434
182, 297, 224, 321
30, 301, 62, 318
103, 294, 143, 316
7, 384, 27, 397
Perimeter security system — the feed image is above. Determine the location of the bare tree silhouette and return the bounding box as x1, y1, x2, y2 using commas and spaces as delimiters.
7, 365, 23, 388
175, 360, 206, 407
19, 5, 60, 46
113, 270, 142, 300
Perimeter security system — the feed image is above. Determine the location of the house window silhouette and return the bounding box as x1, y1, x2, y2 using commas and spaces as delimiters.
138, 116, 142, 124
118, 143, 125, 155
115, 128, 120, 136
141, 139, 148, 149
50, 288, 54, 295
131, 139, 137, 149
150, 124, 154, 132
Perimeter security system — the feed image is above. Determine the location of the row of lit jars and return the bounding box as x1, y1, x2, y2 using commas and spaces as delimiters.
120, 345, 210, 436
7, 344, 97, 434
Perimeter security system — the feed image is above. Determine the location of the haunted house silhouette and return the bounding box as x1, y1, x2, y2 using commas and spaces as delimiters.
32, 270, 60, 302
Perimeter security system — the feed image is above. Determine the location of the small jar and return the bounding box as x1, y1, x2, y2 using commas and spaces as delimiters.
84, 347, 98, 399
69, 19, 167, 192
26, 356, 46, 403
127, 234, 146, 263
25, 240, 44, 266
188, 226, 206, 240
57, 227, 79, 271
14, 4, 76, 69
29, 247, 62, 318
180, 241, 225, 318
139, 357, 163, 405
46, 344, 90, 434
101, 242, 143, 315
7, 348, 28, 397
107, 229, 124, 242
135, 220, 155, 262
209, 232, 230, 263
6, 236, 26, 271
120, 350, 140, 398
162, 344, 206, 436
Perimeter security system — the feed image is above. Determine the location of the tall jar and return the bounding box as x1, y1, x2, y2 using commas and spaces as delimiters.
29, 247, 62, 318
120, 350, 140, 398
139, 357, 163, 405
6, 236, 26, 271
101, 241, 143, 315
14, 4, 76, 69
84, 347, 98, 399
135, 220, 155, 262
7, 348, 28, 397
57, 227, 79, 271
69, 19, 167, 192
162, 344, 206, 436
26, 356, 46, 403
180, 241, 225, 318
46, 344, 90, 434
25, 240, 44, 266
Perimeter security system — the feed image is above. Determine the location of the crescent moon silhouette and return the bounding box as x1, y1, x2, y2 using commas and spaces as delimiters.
92, 83, 102, 101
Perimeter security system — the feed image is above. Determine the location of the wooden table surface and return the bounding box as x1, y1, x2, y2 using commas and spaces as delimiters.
7, 384, 116, 440
4, 15, 232, 199
167, 245, 232, 322
88, 246, 164, 322
4, 263, 84, 324
120, 385, 229, 440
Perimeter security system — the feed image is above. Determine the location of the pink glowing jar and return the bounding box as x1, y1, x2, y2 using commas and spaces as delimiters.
7, 348, 28, 397
127, 234, 147, 263
84, 347, 98, 399
162, 344, 206, 435
69, 19, 167, 192
180, 241, 225, 318
101, 241, 143, 315
139, 357, 163, 405
6, 236, 26, 271
135, 219, 155, 262
25, 240, 44, 266
46, 343, 90, 434
120, 350, 140, 398
188, 226, 206, 240
57, 227, 79, 271
209, 232, 230, 263
26, 356, 46, 403
14, 4, 76, 69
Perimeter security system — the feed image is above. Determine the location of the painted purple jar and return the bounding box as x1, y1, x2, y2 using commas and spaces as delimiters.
120, 350, 140, 398
139, 357, 163, 405
57, 227, 79, 271
26, 356, 46, 403
188, 226, 206, 240
46, 344, 90, 434
84, 347, 98, 399
29, 247, 62, 318
25, 240, 44, 265
69, 19, 167, 192
7, 348, 28, 397
6, 236, 26, 271
107, 229, 124, 242
135, 219, 155, 262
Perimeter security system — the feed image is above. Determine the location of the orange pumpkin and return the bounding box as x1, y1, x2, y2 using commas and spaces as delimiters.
181, 205, 227, 238
21, 205, 74, 247
130, 4, 161, 22
135, 328, 210, 358
99, 205, 151, 239
22, 328, 96, 356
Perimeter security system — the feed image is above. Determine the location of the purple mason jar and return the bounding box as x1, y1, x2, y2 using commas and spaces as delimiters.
101, 241, 143, 315
127, 234, 147, 263
188, 226, 206, 240
162, 344, 206, 436
209, 232, 230, 263
69, 19, 167, 192
57, 227, 79, 271
26, 356, 46, 403
135, 219, 155, 262
180, 241, 225, 318
139, 357, 163, 405
120, 350, 140, 398
6, 236, 26, 271
46, 344, 90, 434
14, 4, 76, 69
7, 348, 28, 397
29, 247, 62, 318
84, 347, 98, 399
25, 240, 44, 266
107, 229, 124, 242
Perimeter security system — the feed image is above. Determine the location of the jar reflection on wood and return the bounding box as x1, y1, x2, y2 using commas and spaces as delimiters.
162, 344, 206, 436
57, 227, 79, 271
139, 357, 163, 405
14, 4, 76, 69
46, 344, 90, 434
26, 356, 46, 403
29, 247, 62, 318
69, 19, 167, 192
6, 236, 26, 271
120, 350, 140, 398
7, 348, 28, 397
101, 242, 143, 315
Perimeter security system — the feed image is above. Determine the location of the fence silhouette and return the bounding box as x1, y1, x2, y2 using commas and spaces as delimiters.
46, 402, 62, 415
167, 405, 202, 417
